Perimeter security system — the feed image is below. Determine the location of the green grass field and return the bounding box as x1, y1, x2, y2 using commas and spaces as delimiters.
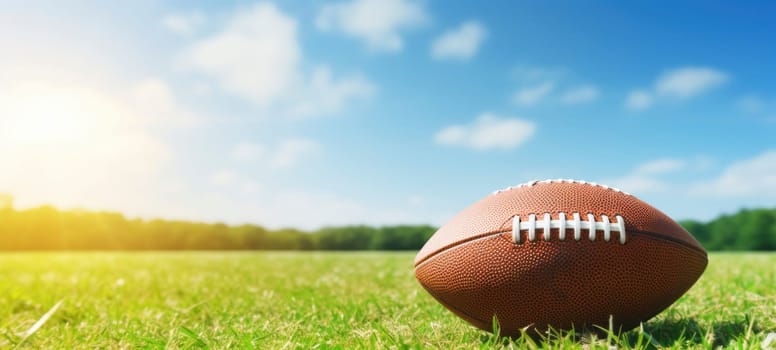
0, 252, 774, 349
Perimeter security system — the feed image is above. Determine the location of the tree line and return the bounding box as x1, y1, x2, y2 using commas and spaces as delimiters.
0, 204, 434, 251
0, 200, 774, 251
679, 208, 776, 251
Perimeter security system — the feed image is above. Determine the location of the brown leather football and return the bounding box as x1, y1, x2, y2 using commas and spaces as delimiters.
414, 179, 707, 337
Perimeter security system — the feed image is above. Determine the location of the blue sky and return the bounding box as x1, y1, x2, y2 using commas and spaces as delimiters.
0, 0, 774, 229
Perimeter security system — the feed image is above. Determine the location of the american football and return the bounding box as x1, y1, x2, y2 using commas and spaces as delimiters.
415, 179, 708, 337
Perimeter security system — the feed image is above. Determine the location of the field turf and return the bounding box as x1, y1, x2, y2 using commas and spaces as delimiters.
0, 252, 774, 349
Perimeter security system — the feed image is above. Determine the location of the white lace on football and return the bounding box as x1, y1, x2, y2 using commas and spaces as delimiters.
493, 179, 631, 196
511, 213, 626, 244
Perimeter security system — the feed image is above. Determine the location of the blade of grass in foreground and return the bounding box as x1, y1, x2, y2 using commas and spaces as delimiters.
180, 326, 208, 348
14, 299, 64, 349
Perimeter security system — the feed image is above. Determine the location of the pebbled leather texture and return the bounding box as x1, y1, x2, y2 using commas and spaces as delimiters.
414, 180, 708, 336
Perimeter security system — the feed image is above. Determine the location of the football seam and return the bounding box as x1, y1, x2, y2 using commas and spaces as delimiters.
415, 229, 508, 267
414, 228, 707, 268
493, 179, 631, 196
630, 230, 708, 258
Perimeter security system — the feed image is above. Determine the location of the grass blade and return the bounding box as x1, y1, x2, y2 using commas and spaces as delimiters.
180, 326, 208, 348
763, 332, 776, 349
14, 299, 64, 349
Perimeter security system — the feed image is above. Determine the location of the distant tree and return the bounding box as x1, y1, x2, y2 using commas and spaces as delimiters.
316, 226, 376, 250
22, 206, 62, 250
268, 229, 309, 250
231, 224, 269, 250
770, 214, 776, 250
708, 214, 738, 250
739, 209, 775, 250
680, 220, 707, 246
373, 225, 436, 250
0, 194, 13, 211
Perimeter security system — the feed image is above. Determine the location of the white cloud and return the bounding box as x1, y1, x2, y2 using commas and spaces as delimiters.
561, 85, 599, 104
191, 81, 213, 96
690, 150, 776, 197
288, 66, 376, 118
737, 95, 765, 114
603, 158, 688, 194
512, 81, 554, 106
625, 90, 653, 110
227, 139, 320, 169
509, 67, 597, 106
316, 0, 427, 52
605, 175, 668, 194
209, 169, 238, 187
511, 66, 566, 83
625, 66, 728, 110
162, 12, 206, 36
178, 3, 373, 118
127, 78, 200, 126
655, 67, 728, 99
207, 169, 262, 195
179, 3, 300, 106
130, 78, 175, 109
435, 113, 536, 150
270, 139, 321, 168
430, 21, 487, 61
231, 142, 267, 163
189, 189, 357, 229
199, 189, 443, 230
635, 158, 686, 175
408, 195, 425, 207
256, 191, 365, 229
240, 181, 262, 195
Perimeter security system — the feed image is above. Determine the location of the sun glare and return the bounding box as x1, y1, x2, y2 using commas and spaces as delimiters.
0, 83, 96, 145
0, 80, 169, 212
6, 98, 84, 144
